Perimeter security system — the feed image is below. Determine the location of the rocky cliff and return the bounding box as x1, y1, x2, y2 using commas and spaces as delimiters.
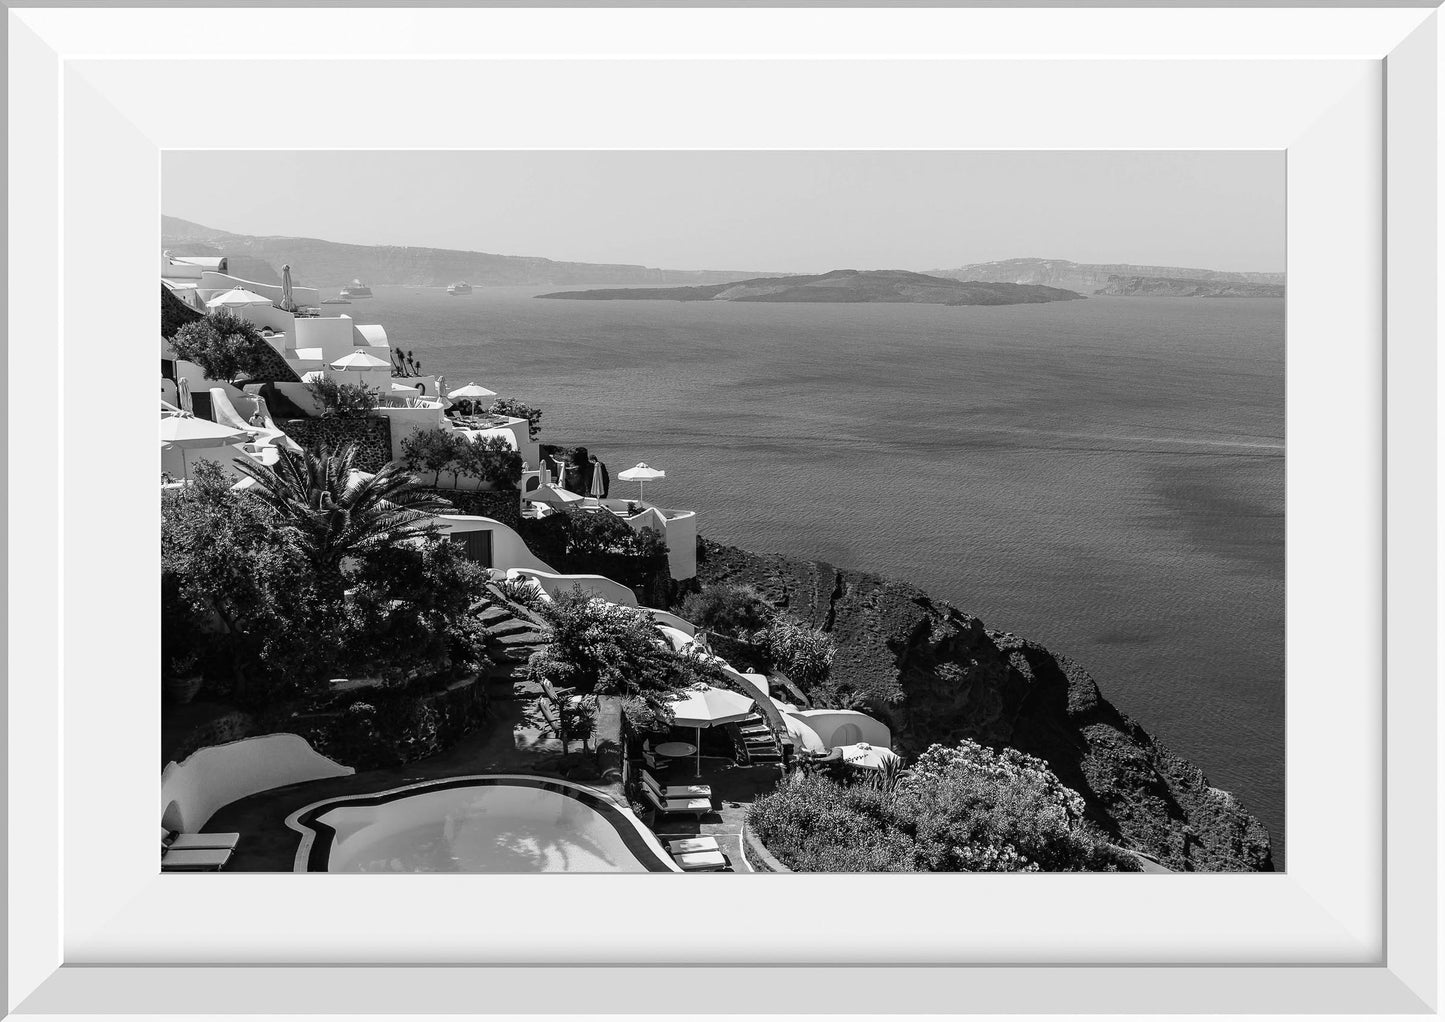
1094, 275, 1285, 298
934, 257, 1285, 295
696, 540, 1274, 872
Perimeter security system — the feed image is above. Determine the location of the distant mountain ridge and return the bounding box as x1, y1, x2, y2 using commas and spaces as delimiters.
161, 216, 764, 289
539, 269, 1083, 307
934, 257, 1285, 294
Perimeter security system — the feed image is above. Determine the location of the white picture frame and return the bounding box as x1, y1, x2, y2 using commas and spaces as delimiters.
5, 5, 1437, 1016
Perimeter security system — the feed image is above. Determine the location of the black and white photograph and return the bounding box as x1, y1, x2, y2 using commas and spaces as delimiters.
158, 149, 1284, 875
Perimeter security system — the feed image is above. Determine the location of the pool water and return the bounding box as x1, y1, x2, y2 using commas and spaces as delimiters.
288, 776, 678, 873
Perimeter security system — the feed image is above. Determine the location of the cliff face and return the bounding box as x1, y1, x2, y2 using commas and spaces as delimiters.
934, 257, 1285, 295
696, 540, 1274, 872
1094, 275, 1285, 298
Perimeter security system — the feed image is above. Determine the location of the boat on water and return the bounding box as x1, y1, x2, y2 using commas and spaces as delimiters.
321, 297, 351, 305
339, 279, 373, 298
447, 281, 473, 296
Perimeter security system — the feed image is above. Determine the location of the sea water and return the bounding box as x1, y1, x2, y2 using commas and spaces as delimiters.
355, 286, 1286, 860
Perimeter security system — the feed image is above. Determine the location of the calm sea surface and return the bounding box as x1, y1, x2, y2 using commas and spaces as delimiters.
352, 286, 1286, 860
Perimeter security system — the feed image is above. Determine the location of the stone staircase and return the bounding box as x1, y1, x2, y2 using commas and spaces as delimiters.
473, 585, 549, 692
730, 713, 782, 765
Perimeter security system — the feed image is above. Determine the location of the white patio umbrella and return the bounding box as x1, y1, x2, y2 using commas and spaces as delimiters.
447, 381, 497, 402
617, 462, 666, 502
160, 415, 248, 481
668, 683, 756, 777
836, 742, 901, 771
280, 264, 294, 311
206, 287, 272, 315
329, 350, 392, 371
176, 375, 193, 415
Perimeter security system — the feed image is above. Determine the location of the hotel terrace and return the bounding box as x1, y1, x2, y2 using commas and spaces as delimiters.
160, 253, 901, 874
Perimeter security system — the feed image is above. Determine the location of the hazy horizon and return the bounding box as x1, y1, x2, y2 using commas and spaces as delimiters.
163, 151, 1284, 275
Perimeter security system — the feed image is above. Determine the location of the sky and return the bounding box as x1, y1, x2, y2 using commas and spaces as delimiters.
164, 150, 1284, 274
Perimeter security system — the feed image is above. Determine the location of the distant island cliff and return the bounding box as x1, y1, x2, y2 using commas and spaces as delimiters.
538, 269, 1083, 306
934, 257, 1285, 295
1094, 275, 1285, 298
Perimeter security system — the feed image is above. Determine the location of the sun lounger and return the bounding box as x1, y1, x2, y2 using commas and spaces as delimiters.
161, 847, 233, 871
166, 831, 241, 852
672, 849, 728, 872
643, 771, 711, 799
666, 836, 720, 855
642, 785, 712, 816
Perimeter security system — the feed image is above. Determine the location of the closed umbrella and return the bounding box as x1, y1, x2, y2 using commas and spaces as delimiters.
280, 264, 294, 311
176, 375, 193, 415
206, 287, 272, 315
668, 683, 756, 777
329, 350, 392, 371
617, 462, 665, 503
160, 414, 248, 481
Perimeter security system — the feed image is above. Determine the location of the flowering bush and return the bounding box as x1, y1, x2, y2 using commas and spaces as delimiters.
747, 739, 1141, 873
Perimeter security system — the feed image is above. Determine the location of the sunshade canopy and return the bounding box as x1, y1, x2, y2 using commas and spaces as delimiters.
667, 684, 755, 729
618, 462, 666, 482
206, 287, 272, 310
329, 350, 392, 371
159, 415, 249, 448
447, 381, 497, 400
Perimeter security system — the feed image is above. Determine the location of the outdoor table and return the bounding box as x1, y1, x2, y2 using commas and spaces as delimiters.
654, 742, 697, 758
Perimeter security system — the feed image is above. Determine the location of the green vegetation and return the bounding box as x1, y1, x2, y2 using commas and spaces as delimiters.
170, 313, 274, 387
527, 589, 724, 717
235, 443, 451, 600
401, 429, 524, 490
163, 450, 490, 711
748, 740, 1142, 873
678, 583, 774, 637
488, 397, 543, 440
305, 377, 381, 419
519, 507, 668, 596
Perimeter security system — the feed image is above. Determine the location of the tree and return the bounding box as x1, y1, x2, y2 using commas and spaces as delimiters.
344, 535, 493, 683
233, 442, 452, 598
161, 460, 332, 704
170, 313, 274, 387
462, 434, 524, 489
679, 583, 774, 638
488, 397, 543, 440
401, 428, 458, 487
527, 589, 717, 716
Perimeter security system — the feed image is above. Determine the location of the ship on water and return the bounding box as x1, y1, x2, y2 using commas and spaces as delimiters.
339, 278, 373, 298
447, 281, 473, 296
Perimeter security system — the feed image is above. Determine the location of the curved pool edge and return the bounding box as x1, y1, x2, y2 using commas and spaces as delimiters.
283, 774, 683, 873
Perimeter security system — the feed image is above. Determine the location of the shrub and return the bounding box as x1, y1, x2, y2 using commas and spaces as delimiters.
171, 313, 274, 387
762, 617, 836, 690
306, 377, 380, 418
519, 506, 669, 595
678, 583, 774, 638
746, 739, 1142, 873
528, 589, 716, 714
494, 576, 546, 611
488, 397, 543, 440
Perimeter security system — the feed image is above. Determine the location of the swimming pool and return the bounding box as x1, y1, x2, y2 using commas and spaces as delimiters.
286, 775, 681, 872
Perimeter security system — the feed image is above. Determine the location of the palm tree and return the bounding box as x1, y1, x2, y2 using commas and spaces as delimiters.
235, 442, 452, 598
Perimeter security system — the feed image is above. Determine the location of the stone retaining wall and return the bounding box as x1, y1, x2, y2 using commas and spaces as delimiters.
424, 487, 522, 530
281, 416, 393, 472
